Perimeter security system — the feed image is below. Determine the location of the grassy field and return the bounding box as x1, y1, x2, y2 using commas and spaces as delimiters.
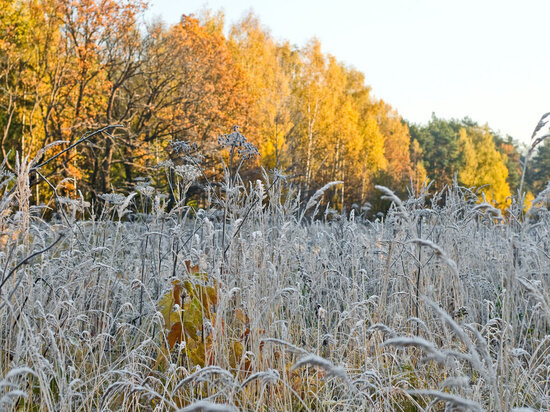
0, 154, 549, 411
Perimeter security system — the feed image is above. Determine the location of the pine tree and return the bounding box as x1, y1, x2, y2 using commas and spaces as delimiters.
530, 137, 550, 193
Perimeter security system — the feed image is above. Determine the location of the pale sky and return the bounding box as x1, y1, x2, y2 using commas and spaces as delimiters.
146, 0, 550, 145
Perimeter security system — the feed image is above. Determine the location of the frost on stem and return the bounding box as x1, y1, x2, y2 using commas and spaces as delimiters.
241, 369, 280, 388
407, 389, 483, 412
179, 401, 238, 412
383, 336, 446, 363
291, 354, 347, 379
172, 366, 235, 393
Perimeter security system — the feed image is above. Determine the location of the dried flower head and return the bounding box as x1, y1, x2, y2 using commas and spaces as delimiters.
135, 183, 155, 198
173, 164, 201, 181
155, 159, 174, 169
170, 140, 198, 154
238, 141, 260, 159
217, 126, 259, 159
271, 168, 287, 182
98, 193, 126, 205
57, 196, 90, 211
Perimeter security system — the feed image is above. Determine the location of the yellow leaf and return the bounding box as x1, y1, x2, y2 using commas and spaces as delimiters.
170, 307, 183, 325
234, 308, 249, 324
182, 298, 202, 341
229, 341, 243, 369
158, 293, 174, 330
187, 339, 206, 367
158, 280, 184, 329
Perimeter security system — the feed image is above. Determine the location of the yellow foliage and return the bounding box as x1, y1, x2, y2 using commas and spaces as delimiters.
523, 191, 535, 212
458, 126, 511, 208
361, 115, 387, 172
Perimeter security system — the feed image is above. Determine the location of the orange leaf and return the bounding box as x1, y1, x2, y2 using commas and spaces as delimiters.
173, 281, 185, 306
241, 327, 250, 341
168, 322, 184, 349
185, 260, 200, 274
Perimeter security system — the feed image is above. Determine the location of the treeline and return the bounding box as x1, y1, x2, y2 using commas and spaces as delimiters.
1, 0, 549, 210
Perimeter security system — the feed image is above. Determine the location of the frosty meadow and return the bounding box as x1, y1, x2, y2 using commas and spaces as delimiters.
0, 124, 549, 411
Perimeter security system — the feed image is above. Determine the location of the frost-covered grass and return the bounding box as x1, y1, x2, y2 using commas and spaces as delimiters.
1, 159, 550, 411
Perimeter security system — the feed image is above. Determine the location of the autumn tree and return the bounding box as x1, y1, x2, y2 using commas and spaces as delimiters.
56, 0, 147, 193
458, 125, 511, 206
286, 39, 330, 190
0, 0, 58, 163
0, 5, 253, 197
0, 0, 148, 198
229, 13, 295, 171
345, 70, 386, 204
123, 15, 252, 196
369, 100, 414, 194
275, 38, 417, 207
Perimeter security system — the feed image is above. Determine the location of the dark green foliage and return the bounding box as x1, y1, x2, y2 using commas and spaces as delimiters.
529, 137, 550, 192
409, 114, 462, 188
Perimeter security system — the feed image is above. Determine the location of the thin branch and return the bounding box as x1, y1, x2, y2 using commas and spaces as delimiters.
0, 234, 64, 295
31, 125, 123, 171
